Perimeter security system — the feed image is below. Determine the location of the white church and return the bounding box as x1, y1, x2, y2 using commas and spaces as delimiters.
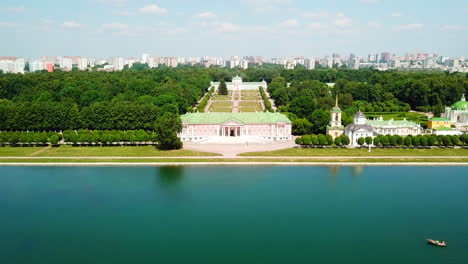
344, 110, 423, 146
210, 75, 267, 91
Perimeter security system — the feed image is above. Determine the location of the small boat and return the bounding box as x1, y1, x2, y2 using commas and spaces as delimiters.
427, 239, 447, 247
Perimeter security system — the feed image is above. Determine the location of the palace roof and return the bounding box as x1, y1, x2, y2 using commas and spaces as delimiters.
366, 119, 420, 128
428, 117, 450, 121
451, 94, 468, 110
181, 112, 292, 125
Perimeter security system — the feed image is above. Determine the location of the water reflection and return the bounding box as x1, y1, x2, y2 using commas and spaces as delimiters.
156, 166, 185, 189
327, 166, 364, 185
351, 166, 364, 177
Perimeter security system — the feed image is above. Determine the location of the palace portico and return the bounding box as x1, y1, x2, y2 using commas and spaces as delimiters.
180, 112, 292, 142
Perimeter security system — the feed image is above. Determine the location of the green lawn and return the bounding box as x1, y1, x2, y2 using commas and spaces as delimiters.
213, 95, 230, 100
0, 146, 44, 156
210, 107, 232, 112
1, 157, 467, 163
239, 147, 468, 157
0, 145, 220, 157
242, 95, 260, 100
209, 101, 232, 112
239, 101, 260, 107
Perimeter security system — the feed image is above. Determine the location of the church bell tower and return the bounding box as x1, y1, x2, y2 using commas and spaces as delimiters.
326, 95, 345, 139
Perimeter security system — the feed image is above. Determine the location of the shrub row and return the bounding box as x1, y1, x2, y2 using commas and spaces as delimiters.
260, 87, 273, 112
0, 131, 62, 145
197, 86, 215, 113
295, 134, 351, 146
360, 134, 468, 147
0, 130, 160, 146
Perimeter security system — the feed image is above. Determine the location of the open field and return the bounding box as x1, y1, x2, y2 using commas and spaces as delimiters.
0, 147, 45, 157
239, 147, 468, 157
0, 146, 221, 157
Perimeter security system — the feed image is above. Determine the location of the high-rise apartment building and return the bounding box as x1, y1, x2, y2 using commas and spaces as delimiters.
29, 60, 44, 72
304, 58, 315, 70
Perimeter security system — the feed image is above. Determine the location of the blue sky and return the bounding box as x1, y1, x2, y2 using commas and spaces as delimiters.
0, 0, 467, 58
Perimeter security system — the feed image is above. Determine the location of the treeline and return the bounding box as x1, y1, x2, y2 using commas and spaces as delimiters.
1, 129, 158, 146
197, 87, 215, 113
259, 87, 273, 112
295, 134, 468, 147
0, 131, 61, 146
1, 66, 467, 134
0, 67, 211, 131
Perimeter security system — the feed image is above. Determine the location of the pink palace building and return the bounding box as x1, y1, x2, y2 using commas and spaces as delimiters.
179, 112, 292, 142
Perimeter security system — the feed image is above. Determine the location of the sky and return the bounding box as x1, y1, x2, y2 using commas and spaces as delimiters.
0, 0, 467, 58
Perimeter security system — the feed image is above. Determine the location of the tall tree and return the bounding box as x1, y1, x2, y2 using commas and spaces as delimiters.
154, 112, 183, 150
218, 80, 228, 95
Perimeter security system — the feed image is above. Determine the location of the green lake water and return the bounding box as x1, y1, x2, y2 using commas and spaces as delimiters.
0, 166, 467, 264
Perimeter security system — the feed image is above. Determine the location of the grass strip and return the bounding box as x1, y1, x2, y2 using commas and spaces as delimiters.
240, 148, 468, 157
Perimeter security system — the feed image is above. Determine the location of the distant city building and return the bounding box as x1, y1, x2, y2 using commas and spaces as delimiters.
46, 62, 54, 72
322, 57, 333, 68
380, 52, 391, 62
113, 57, 125, 71
304, 58, 315, 70
0, 57, 25, 74
141, 54, 150, 64
77, 58, 88, 70
58, 57, 73, 71
29, 60, 44, 72
239, 60, 249, 69
348, 58, 360, 69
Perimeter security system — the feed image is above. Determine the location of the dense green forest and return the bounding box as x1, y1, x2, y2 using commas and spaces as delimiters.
1, 66, 467, 136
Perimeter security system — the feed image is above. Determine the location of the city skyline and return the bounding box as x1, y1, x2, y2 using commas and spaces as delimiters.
0, 0, 467, 58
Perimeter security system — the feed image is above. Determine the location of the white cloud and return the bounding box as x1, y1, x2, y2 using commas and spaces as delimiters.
367, 22, 381, 28
63, 21, 81, 28
307, 22, 328, 31
139, 4, 168, 15
390, 12, 403, 17
393, 23, 423, 31
280, 19, 299, 27
301, 11, 329, 19
193, 12, 217, 19
334, 13, 352, 28
216, 22, 241, 33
